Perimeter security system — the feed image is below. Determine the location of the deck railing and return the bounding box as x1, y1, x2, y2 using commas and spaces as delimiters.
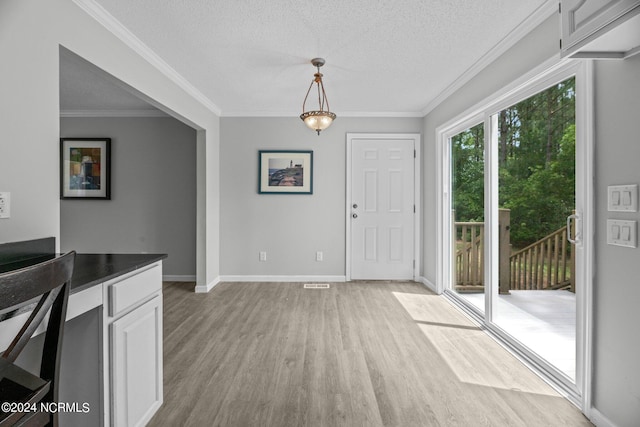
454, 221, 484, 291
454, 209, 575, 293
509, 224, 575, 292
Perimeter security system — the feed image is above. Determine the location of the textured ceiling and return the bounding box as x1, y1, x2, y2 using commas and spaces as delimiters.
62, 0, 552, 116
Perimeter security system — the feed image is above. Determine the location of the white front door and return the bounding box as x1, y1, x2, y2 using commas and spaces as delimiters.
348, 135, 417, 280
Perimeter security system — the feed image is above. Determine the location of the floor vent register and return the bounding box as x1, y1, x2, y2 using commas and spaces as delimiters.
303, 283, 330, 289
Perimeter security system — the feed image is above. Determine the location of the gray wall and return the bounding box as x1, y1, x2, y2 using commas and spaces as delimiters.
60, 117, 197, 278
592, 55, 640, 426
220, 117, 423, 277
422, 15, 559, 285
422, 13, 640, 426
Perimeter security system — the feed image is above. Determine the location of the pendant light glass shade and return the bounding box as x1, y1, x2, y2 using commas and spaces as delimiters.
301, 111, 336, 133
300, 58, 336, 135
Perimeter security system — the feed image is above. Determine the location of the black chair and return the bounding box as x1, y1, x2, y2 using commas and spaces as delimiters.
0, 251, 75, 427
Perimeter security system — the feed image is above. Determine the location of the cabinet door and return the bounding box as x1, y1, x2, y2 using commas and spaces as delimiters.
111, 295, 163, 427
562, 0, 639, 50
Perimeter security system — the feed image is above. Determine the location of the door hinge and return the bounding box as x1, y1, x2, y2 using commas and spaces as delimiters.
413, 260, 416, 268
413, 205, 416, 213
414, 149, 416, 158
558, 2, 561, 14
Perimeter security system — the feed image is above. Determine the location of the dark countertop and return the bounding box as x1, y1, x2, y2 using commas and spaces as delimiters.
0, 252, 167, 321
70, 253, 167, 294
0, 252, 166, 294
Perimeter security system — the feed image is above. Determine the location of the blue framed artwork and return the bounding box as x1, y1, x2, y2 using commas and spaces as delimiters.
258, 150, 313, 194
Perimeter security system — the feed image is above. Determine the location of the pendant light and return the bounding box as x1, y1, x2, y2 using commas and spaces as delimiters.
300, 58, 336, 135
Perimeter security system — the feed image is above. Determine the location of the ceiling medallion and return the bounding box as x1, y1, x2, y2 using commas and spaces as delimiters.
300, 58, 336, 135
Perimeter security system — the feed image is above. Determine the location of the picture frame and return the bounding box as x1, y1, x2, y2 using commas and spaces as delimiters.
60, 138, 111, 200
258, 150, 313, 194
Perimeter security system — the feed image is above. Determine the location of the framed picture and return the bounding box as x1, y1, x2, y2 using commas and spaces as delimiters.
60, 138, 111, 199
259, 150, 313, 194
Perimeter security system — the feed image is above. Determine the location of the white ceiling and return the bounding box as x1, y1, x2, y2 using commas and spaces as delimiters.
61, 0, 554, 117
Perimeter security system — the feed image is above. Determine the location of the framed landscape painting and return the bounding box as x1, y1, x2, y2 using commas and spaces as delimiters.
60, 138, 111, 199
259, 150, 313, 194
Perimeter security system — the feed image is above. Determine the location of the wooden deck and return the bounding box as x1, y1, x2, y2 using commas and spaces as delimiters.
459, 290, 576, 380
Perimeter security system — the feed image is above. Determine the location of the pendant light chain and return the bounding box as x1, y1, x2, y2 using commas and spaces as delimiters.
302, 79, 315, 113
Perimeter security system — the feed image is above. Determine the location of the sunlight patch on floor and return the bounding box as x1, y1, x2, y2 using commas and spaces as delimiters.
463, 291, 576, 380
392, 291, 559, 397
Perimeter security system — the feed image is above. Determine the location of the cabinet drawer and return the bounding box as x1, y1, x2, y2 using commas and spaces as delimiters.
108, 264, 161, 317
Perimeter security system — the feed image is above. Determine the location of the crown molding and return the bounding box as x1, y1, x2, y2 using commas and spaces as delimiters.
72, 0, 222, 116
60, 109, 169, 118
421, 0, 558, 115
221, 111, 425, 118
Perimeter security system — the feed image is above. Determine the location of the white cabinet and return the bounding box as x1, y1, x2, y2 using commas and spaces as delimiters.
560, 0, 640, 58
104, 263, 163, 427
0, 257, 164, 426
111, 296, 163, 427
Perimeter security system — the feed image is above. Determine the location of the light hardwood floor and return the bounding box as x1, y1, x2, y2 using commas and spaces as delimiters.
149, 281, 592, 426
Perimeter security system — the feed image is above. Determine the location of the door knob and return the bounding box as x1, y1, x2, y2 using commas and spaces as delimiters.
352, 213, 358, 219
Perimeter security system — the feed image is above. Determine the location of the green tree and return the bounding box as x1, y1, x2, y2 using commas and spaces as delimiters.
499, 78, 575, 247
452, 77, 576, 248
452, 123, 484, 222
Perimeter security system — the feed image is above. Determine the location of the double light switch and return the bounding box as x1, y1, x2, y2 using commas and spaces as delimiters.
607, 220, 637, 248
607, 184, 638, 248
608, 184, 637, 212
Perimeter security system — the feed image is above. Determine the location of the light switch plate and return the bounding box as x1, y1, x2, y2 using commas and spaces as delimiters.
0, 192, 10, 219
607, 219, 637, 248
608, 184, 638, 212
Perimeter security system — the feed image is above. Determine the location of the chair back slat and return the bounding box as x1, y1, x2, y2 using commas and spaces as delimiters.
0, 251, 75, 427
0, 252, 74, 364
0, 252, 75, 311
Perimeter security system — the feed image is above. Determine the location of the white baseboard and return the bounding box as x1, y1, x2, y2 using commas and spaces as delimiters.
417, 276, 438, 293
589, 407, 617, 427
219, 275, 347, 283
196, 275, 433, 289
194, 276, 221, 293
163, 275, 196, 282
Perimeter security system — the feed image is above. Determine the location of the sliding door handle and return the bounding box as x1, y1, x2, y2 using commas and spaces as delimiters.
567, 213, 581, 245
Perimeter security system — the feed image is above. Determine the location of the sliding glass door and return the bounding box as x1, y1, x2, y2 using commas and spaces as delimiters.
449, 123, 485, 313
440, 61, 592, 406
491, 77, 577, 380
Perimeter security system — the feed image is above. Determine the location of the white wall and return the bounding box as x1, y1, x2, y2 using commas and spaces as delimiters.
60, 117, 197, 278
220, 117, 423, 278
0, 0, 220, 288
0, 1, 62, 243
422, 13, 640, 426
